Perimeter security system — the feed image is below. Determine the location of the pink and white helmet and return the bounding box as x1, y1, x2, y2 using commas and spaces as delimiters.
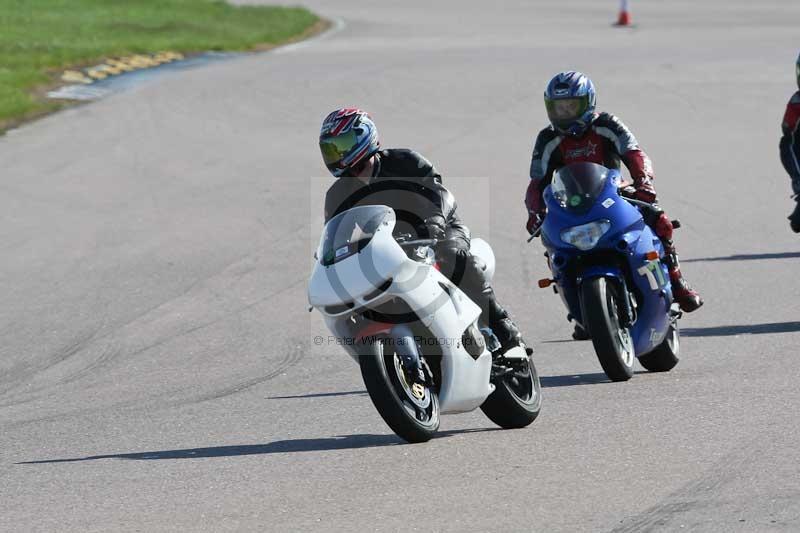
319, 108, 380, 177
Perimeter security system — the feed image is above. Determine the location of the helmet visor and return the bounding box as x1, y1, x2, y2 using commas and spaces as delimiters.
545, 96, 590, 130
320, 130, 359, 168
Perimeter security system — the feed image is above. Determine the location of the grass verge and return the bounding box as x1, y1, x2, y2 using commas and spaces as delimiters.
0, 0, 320, 132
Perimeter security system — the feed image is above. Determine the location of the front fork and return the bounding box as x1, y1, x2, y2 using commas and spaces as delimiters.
616, 278, 637, 327
387, 324, 435, 387
579, 275, 636, 329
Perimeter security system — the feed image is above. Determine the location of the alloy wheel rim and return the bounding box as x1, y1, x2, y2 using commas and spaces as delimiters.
387, 350, 436, 425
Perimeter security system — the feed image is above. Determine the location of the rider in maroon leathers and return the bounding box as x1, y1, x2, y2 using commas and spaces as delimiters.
780, 53, 800, 232
526, 75, 703, 315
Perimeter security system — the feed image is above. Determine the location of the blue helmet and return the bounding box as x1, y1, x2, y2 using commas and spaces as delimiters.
544, 71, 597, 136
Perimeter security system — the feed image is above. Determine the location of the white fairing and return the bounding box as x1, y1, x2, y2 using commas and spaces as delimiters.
425, 280, 494, 413
308, 211, 405, 308
308, 208, 497, 414
469, 238, 495, 282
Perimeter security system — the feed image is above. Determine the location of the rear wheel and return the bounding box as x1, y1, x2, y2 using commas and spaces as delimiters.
639, 323, 680, 372
359, 338, 439, 443
582, 277, 635, 381
480, 353, 542, 429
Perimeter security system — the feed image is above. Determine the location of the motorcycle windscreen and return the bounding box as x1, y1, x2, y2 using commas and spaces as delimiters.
551, 162, 610, 215
318, 205, 395, 266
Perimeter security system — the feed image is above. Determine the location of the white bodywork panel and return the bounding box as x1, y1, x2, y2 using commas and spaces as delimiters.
308, 211, 496, 414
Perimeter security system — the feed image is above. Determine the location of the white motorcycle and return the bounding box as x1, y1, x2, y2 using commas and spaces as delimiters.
308, 205, 541, 443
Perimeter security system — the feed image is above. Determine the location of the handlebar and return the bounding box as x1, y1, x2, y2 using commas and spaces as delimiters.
525, 191, 681, 244
620, 196, 656, 210
398, 238, 438, 248
396, 234, 465, 248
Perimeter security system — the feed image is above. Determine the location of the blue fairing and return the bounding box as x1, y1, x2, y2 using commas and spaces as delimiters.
540, 168, 673, 356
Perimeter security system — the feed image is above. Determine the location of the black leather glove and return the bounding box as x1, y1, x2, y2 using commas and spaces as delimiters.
423, 216, 447, 240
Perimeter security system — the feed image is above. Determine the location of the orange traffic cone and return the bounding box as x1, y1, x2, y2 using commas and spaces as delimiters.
615, 0, 632, 26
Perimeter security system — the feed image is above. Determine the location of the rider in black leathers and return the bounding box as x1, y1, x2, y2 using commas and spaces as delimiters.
320, 108, 526, 353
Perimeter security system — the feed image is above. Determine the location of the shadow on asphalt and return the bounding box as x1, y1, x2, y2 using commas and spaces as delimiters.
682, 321, 800, 337
267, 390, 367, 400
542, 321, 800, 341
683, 251, 800, 263
540, 372, 611, 387
540, 371, 653, 388
17, 428, 500, 464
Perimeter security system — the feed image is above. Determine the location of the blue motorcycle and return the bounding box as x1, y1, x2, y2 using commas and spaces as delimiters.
535, 162, 680, 381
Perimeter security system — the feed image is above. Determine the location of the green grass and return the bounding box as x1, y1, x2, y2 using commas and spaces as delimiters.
0, 0, 319, 126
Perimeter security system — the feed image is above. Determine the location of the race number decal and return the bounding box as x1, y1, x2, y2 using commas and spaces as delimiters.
637, 260, 666, 291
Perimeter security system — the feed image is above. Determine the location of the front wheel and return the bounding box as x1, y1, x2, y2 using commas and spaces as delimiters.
582, 277, 635, 381
359, 337, 439, 443
639, 322, 680, 372
480, 353, 542, 429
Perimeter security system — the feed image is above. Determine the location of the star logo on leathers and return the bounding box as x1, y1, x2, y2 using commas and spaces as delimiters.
565, 140, 598, 160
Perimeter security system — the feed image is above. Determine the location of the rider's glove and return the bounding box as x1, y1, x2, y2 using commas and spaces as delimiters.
526, 211, 545, 235
422, 216, 447, 241
633, 176, 657, 204
622, 184, 660, 209
654, 212, 674, 241
634, 187, 657, 204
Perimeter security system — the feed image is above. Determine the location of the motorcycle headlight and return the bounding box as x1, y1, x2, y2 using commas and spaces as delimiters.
560, 220, 611, 251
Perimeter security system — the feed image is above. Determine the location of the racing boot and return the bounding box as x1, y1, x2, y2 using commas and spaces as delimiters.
788, 201, 800, 233
453, 249, 532, 357
572, 322, 590, 341
488, 304, 532, 357
662, 241, 703, 312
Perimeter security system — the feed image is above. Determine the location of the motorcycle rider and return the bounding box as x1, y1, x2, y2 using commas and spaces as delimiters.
525, 71, 704, 329
320, 107, 528, 355
780, 52, 800, 232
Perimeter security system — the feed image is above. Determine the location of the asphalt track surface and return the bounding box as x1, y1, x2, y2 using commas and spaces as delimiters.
2, 1, 800, 531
